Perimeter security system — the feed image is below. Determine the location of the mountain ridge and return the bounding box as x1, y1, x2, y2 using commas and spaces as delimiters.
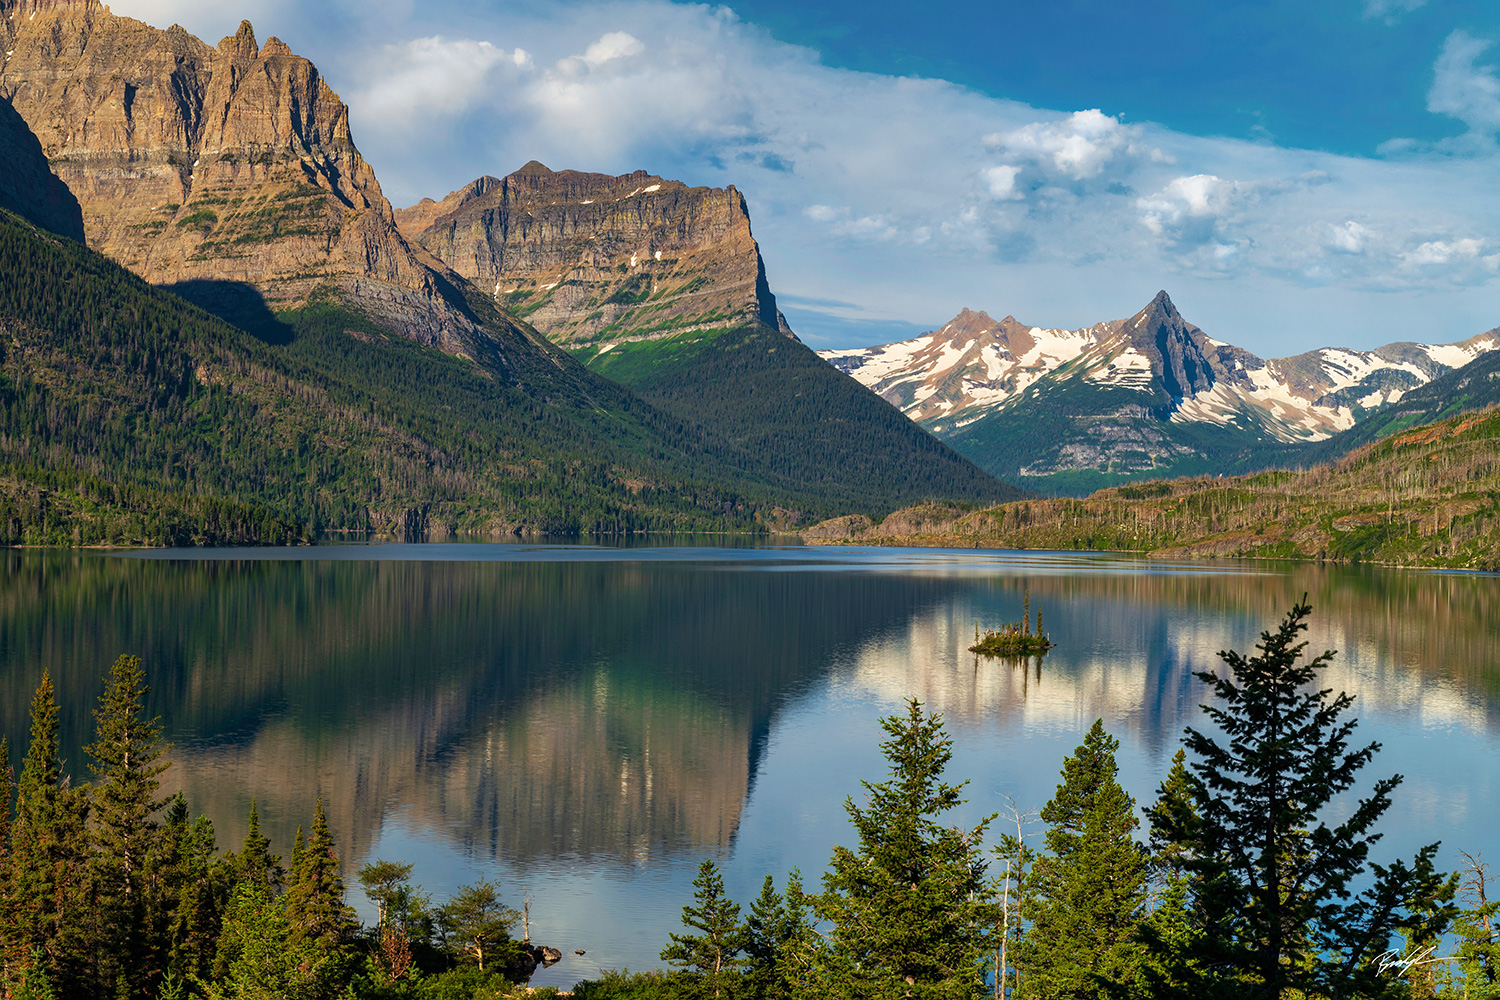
821, 291, 1499, 491
0, 2, 479, 346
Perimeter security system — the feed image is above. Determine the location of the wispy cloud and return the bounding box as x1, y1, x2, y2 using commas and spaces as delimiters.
1363, 0, 1428, 25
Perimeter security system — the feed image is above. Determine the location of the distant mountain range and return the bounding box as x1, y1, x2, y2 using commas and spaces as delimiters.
821, 292, 1500, 494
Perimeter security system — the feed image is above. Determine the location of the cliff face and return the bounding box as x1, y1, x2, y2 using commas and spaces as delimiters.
395, 161, 787, 348
0, 94, 83, 239
0, 1, 474, 348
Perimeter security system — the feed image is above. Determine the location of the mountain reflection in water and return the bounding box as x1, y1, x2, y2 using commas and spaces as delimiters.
0, 546, 1496, 985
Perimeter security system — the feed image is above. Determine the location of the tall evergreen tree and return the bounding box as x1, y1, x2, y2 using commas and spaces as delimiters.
161, 798, 229, 983
813, 699, 993, 1000
234, 800, 283, 894
282, 799, 355, 994
203, 881, 300, 1000
1020, 719, 1149, 999
5, 672, 90, 995
660, 859, 746, 998
86, 653, 173, 997
1157, 599, 1451, 999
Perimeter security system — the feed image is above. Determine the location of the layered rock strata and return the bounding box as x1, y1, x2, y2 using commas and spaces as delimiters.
0, 1, 474, 348
396, 161, 791, 348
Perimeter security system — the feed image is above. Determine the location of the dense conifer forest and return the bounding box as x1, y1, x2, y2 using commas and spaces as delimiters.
0, 209, 1011, 547
2, 604, 1493, 999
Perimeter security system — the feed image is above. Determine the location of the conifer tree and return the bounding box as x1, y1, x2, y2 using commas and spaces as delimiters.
204, 881, 299, 1000
1020, 719, 1148, 999
661, 859, 746, 998
813, 699, 993, 1000
234, 800, 283, 893
282, 798, 355, 993
86, 653, 172, 996
1156, 599, 1452, 999
5, 672, 90, 994
1140, 750, 1207, 995
162, 798, 229, 982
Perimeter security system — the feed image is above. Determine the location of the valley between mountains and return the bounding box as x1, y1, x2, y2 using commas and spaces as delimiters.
1, 0, 1498, 566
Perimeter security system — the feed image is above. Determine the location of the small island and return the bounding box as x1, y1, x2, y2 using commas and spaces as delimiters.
970, 590, 1054, 656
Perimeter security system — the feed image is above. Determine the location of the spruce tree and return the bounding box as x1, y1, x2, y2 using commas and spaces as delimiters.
162, 800, 228, 982
86, 653, 172, 996
5, 672, 90, 994
813, 699, 993, 1000
1020, 719, 1148, 999
283, 798, 355, 993
234, 800, 283, 893
1158, 599, 1451, 999
661, 859, 746, 998
204, 881, 299, 1000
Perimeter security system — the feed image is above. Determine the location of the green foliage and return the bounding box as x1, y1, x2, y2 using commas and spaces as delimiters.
205, 881, 303, 1000
1153, 599, 1450, 999
235, 799, 285, 893
284, 797, 358, 988
659, 860, 746, 997
4, 671, 91, 994
585, 322, 1023, 517
436, 879, 519, 975
85, 653, 172, 996
812, 699, 994, 1000
176, 209, 219, 228
1019, 719, 1149, 998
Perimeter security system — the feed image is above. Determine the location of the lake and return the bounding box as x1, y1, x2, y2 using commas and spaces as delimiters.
0, 543, 1496, 988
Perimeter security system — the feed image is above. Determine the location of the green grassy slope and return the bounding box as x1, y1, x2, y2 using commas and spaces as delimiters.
583, 324, 1027, 513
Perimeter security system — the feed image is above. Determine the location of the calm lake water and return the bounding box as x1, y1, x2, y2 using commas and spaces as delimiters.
1, 543, 1497, 988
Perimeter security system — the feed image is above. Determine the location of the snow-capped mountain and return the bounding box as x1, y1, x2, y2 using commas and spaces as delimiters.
820, 292, 1499, 489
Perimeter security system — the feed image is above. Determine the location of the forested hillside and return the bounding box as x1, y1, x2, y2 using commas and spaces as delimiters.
584, 323, 1024, 513
805, 402, 1500, 568
0, 209, 982, 545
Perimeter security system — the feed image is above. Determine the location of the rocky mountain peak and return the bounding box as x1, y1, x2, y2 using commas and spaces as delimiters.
1124, 289, 1217, 401
0, 2, 481, 348
218, 19, 257, 59
398, 163, 782, 347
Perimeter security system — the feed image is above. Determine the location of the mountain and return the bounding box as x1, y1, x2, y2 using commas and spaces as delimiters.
0, 2, 1016, 522
403, 163, 1025, 511
0, 2, 473, 344
1291, 344, 1500, 466
820, 292, 1498, 494
0, 93, 83, 239
805, 401, 1500, 570
395, 162, 790, 350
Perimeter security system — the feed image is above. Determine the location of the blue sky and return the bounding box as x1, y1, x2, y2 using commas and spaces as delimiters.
113, 0, 1500, 357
